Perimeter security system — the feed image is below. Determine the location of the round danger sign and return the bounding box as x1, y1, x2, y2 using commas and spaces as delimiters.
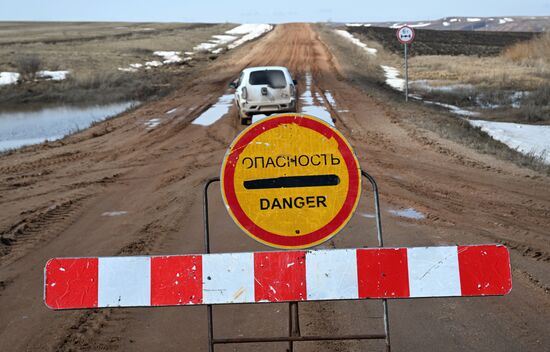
221, 114, 361, 249
396, 25, 415, 44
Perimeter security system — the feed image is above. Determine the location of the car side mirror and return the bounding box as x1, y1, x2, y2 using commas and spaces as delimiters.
229, 82, 237, 89
292, 79, 297, 85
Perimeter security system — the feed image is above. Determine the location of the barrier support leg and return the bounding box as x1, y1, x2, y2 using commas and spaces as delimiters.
361, 169, 391, 352
203, 173, 391, 351
204, 178, 219, 352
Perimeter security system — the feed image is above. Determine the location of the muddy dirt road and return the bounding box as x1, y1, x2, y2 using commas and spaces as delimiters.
0, 23, 549, 351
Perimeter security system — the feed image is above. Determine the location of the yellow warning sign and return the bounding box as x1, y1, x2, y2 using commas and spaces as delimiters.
221, 114, 361, 249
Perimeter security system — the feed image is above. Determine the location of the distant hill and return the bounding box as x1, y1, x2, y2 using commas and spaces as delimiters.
343, 16, 550, 32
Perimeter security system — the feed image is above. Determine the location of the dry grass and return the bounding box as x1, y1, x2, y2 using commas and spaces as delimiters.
0, 69, 179, 109
503, 32, 550, 65
0, 22, 236, 109
15, 54, 42, 81
0, 22, 234, 75
402, 33, 550, 123
408, 55, 549, 91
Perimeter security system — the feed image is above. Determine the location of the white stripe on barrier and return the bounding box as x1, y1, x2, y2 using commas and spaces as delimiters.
98, 257, 151, 307
306, 249, 358, 300
203, 252, 254, 304
407, 247, 461, 297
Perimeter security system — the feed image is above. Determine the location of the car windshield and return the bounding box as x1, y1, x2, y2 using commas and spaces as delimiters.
249, 70, 287, 88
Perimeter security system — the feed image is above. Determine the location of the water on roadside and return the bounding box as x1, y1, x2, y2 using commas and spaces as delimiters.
0, 102, 137, 152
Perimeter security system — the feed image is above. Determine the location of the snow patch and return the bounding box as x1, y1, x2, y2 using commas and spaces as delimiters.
499, 18, 514, 24
511, 91, 529, 108
0, 72, 20, 85
118, 67, 138, 72
195, 24, 272, 52
298, 73, 334, 126
409, 22, 431, 28
381, 65, 404, 91
424, 101, 480, 117
389, 208, 425, 220
324, 91, 337, 108
443, 22, 450, 26
102, 211, 128, 217
194, 35, 236, 51
145, 60, 162, 67
346, 23, 371, 27
144, 118, 161, 129
227, 24, 273, 49
38, 70, 69, 81
469, 120, 550, 163
193, 94, 234, 126
467, 18, 481, 22
1, 70, 68, 85
334, 29, 377, 55
154, 51, 182, 64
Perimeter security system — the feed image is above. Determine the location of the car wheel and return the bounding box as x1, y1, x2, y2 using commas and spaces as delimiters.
240, 116, 252, 125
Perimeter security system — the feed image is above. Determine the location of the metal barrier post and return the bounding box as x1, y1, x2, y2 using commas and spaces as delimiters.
361, 170, 391, 351
203, 177, 219, 352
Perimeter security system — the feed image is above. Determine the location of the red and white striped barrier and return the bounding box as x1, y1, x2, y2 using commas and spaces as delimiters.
44, 245, 511, 310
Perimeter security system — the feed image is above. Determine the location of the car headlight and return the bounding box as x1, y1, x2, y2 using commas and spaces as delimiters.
242, 87, 248, 100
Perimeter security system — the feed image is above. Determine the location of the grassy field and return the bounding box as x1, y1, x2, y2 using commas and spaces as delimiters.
0, 22, 235, 109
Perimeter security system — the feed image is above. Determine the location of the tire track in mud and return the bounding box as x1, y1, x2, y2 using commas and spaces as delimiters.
0, 151, 90, 175
52, 169, 203, 351
0, 194, 92, 265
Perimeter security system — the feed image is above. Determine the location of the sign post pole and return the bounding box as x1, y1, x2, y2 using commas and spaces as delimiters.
396, 25, 415, 102
404, 43, 408, 102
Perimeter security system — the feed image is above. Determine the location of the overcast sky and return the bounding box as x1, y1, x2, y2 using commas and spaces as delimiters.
2, 0, 549, 22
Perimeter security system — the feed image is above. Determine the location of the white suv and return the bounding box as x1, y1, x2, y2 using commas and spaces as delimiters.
230, 66, 297, 125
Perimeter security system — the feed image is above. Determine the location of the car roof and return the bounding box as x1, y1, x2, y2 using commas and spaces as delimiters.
241, 66, 290, 74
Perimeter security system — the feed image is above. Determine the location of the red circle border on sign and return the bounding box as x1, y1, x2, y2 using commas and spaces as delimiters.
221, 114, 361, 248
396, 25, 415, 44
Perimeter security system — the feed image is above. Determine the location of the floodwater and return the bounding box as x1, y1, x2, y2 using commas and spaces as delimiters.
388, 208, 426, 220
0, 102, 136, 151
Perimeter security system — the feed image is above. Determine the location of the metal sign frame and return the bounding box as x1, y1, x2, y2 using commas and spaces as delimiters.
220, 114, 362, 249
203, 169, 391, 352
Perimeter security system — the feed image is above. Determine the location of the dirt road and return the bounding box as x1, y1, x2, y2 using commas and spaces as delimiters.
1, 23, 549, 351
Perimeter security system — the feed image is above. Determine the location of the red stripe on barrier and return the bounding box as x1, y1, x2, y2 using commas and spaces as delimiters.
357, 248, 409, 298
151, 255, 203, 306
254, 251, 306, 302
457, 245, 512, 296
45, 258, 98, 309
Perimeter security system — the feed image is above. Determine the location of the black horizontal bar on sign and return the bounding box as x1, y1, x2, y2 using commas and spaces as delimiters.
213, 334, 387, 344
243, 175, 340, 190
